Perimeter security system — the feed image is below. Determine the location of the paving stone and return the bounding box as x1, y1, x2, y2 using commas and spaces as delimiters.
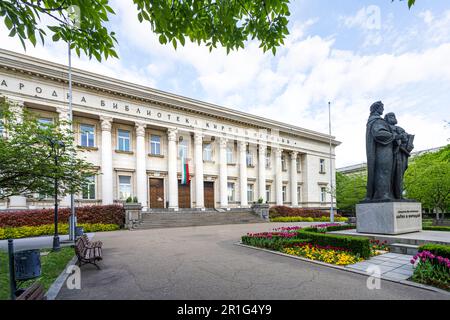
391, 267, 414, 276
380, 261, 405, 268
383, 271, 410, 281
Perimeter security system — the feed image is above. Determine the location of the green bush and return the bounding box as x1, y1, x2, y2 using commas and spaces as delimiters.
423, 226, 450, 232
419, 243, 450, 259
241, 236, 310, 251
270, 216, 348, 223
296, 230, 371, 258
0, 223, 119, 240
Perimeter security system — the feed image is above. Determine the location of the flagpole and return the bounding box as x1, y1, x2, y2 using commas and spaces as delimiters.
328, 101, 334, 223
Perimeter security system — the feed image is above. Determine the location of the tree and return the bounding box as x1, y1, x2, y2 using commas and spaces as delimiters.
404, 145, 450, 218
0, 99, 97, 199
335, 171, 367, 215
0, 0, 291, 60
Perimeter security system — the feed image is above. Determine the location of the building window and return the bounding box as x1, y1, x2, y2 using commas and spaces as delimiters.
282, 186, 287, 202
265, 185, 271, 202
265, 150, 271, 168
80, 124, 95, 147
246, 151, 253, 167
297, 156, 301, 172
247, 184, 254, 202
119, 175, 132, 200
118, 129, 131, 151
226, 146, 234, 164
38, 117, 53, 128
319, 159, 326, 174
297, 186, 301, 203
320, 187, 327, 203
82, 176, 96, 200
281, 154, 287, 171
178, 139, 188, 159
203, 143, 212, 161
150, 135, 161, 155
227, 182, 235, 202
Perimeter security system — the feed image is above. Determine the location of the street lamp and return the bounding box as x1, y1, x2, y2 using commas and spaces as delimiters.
48, 138, 65, 251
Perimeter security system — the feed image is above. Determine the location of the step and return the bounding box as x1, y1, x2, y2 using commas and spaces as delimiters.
389, 243, 419, 255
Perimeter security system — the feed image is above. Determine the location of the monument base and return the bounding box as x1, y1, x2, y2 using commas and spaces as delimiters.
356, 201, 422, 235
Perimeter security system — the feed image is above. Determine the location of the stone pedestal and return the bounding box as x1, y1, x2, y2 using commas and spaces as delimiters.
124, 203, 143, 230
8, 196, 28, 209
252, 203, 270, 221
356, 201, 422, 235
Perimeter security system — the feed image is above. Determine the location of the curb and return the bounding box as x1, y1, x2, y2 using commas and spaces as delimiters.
235, 242, 450, 297
45, 255, 77, 300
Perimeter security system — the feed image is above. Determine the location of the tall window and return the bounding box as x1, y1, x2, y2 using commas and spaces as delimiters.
178, 139, 188, 159
265, 185, 271, 202
282, 186, 287, 202
320, 187, 327, 203
265, 150, 271, 168
319, 159, 326, 173
296, 156, 301, 172
281, 154, 286, 171
227, 182, 235, 202
80, 124, 95, 147
297, 186, 301, 203
150, 135, 161, 155
247, 184, 254, 202
119, 176, 132, 200
203, 143, 212, 161
118, 129, 131, 151
226, 146, 234, 163
82, 176, 96, 200
246, 151, 253, 166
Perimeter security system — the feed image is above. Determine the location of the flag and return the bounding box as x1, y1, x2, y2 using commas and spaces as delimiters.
181, 151, 190, 185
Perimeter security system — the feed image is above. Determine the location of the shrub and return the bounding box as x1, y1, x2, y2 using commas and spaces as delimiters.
0, 223, 120, 240
241, 236, 310, 251
270, 216, 348, 223
296, 230, 371, 258
419, 244, 450, 259
269, 206, 343, 219
411, 250, 450, 291
423, 226, 450, 232
0, 205, 125, 228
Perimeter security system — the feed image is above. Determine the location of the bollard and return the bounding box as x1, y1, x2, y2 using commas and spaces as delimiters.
7, 239, 17, 300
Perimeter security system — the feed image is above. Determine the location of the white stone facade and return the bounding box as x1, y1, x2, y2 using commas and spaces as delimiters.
0, 49, 340, 211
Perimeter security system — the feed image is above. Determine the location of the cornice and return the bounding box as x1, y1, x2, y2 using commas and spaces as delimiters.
0, 49, 341, 146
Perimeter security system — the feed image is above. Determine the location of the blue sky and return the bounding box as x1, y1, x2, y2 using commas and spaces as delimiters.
1, 0, 449, 167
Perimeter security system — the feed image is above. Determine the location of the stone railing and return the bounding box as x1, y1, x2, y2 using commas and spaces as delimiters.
124, 203, 143, 230
251, 203, 270, 221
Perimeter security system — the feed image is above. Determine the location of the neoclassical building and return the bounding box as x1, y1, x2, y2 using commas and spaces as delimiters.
0, 49, 339, 211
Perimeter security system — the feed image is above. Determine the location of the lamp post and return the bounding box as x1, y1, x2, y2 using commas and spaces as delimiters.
328, 101, 334, 223
49, 138, 65, 251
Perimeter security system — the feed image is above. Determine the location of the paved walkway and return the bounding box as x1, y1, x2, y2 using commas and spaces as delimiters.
57, 223, 449, 300
346, 253, 414, 281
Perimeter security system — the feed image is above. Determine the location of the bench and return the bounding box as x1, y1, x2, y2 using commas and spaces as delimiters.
16, 282, 46, 300
75, 236, 103, 270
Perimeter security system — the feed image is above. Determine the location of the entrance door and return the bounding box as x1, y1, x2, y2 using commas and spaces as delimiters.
178, 181, 191, 208
204, 181, 215, 208
149, 178, 165, 208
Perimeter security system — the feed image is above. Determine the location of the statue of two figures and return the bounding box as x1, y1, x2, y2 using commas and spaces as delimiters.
365, 101, 415, 202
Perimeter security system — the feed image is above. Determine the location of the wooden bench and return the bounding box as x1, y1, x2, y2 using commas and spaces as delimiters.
16, 282, 46, 300
75, 236, 103, 270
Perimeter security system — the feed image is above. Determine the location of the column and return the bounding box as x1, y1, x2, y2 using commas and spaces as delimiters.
301, 153, 316, 207
194, 132, 204, 209
275, 148, 283, 205
8, 100, 27, 209
167, 128, 178, 209
100, 116, 113, 204
290, 151, 298, 207
219, 137, 228, 208
258, 143, 266, 202
135, 122, 148, 211
238, 141, 248, 207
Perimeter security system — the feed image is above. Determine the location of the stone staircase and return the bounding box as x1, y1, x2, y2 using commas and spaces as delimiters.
135, 210, 266, 229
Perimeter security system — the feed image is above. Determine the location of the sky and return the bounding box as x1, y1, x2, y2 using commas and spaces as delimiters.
0, 0, 449, 167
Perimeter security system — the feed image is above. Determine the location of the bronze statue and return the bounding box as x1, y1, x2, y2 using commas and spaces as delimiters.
365, 102, 414, 201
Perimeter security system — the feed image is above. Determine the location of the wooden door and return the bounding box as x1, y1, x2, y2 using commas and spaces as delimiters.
204, 181, 215, 208
149, 178, 165, 208
178, 180, 191, 208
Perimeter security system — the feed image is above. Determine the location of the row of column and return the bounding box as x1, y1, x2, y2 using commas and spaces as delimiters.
98, 117, 301, 210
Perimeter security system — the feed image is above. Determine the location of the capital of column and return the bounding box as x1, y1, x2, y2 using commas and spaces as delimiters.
194, 132, 203, 145
135, 122, 146, 137
56, 106, 70, 122
258, 143, 266, 154
274, 148, 282, 158
168, 128, 178, 142
238, 140, 247, 149
219, 137, 228, 148
100, 116, 113, 132
290, 151, 298, 160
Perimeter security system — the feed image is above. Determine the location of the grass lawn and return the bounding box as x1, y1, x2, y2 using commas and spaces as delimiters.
0, 247, 74, 300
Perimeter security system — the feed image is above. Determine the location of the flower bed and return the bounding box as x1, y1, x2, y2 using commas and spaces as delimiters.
410, 250, 450, 291
269, 206, 345, 219
282, 243, 363, 265
270, 216, 348, 222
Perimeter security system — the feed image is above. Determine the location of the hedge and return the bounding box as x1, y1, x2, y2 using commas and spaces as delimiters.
0, 223, 120, 240
418, 244, 450, 259
0, 205, 125, 228
269, 206, 343, 219
302, 224, 356, 233
241, 236, 310, 251
270, 216, 348, 223
423, 226, 450, 232
296, 230, 371, 258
